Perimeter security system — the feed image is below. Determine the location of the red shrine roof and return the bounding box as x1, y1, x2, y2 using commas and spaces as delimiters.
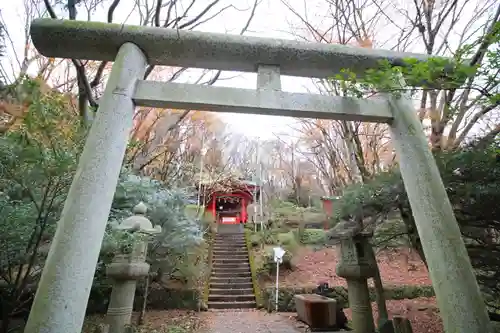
197, 176, 260, 204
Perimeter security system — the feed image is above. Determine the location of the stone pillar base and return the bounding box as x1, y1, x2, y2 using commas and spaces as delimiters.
346, 279, 375, 333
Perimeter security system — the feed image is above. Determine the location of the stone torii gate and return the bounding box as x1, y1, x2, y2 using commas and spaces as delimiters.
26, 18, 491, 333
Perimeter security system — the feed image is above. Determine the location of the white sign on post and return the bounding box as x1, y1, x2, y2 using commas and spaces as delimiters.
273, 247, 285, 263
273, 246, 286, 312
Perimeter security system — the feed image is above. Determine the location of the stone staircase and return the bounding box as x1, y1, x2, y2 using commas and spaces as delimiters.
208, 225, 256, 309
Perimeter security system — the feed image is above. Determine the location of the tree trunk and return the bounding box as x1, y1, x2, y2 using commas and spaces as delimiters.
1, 310, 10, 333
398, 203, 428, 268
367, 246, 389, 327
77, 73, 92, 126
137, 275, 150, 326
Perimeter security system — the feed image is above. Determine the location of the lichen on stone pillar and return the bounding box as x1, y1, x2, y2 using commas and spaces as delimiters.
329, 222, 377, 333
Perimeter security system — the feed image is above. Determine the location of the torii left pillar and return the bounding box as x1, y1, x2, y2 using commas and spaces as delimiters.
24, 43, 147, 333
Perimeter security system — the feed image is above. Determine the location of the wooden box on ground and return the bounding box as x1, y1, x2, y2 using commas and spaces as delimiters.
294, 294, 337, 330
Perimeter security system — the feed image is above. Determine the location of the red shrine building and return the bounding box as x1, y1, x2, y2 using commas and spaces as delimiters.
198, 178, 260, 225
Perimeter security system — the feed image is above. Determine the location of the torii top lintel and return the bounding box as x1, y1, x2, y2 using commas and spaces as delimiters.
30, 18, 437, 79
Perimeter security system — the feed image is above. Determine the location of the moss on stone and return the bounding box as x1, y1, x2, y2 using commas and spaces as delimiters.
37, 18, 122, 31
135, 286, 200, 310
245, 229, 264, 308
202, 232, 214, 305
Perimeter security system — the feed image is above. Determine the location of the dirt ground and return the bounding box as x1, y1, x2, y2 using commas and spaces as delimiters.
346, 298, 442, 333
263, 247, 431, 287
83, 310, 205, 333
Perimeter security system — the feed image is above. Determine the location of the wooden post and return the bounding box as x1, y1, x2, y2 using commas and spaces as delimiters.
212, 194, 217, 221
242, 197, 247, 223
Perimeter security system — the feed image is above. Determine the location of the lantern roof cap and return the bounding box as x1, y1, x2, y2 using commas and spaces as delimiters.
113, 202, 162, 235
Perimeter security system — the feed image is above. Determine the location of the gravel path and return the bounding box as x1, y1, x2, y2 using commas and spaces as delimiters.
201, 310, 300, 333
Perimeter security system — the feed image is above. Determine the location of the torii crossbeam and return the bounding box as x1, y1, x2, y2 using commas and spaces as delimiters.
25, 18, 491, 333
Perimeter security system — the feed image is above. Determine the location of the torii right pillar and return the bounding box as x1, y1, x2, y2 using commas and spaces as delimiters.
386, 87, 492, 333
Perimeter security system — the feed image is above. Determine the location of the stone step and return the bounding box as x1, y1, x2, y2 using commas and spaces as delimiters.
212, 246, 247, 251
212, 271, 251, 278
212, 252, 248, 258
213, 264, 250, 270
210, 282, 253, 289
212, 267, 250, 273
212, 259, 248, 263
214, 246, 245, 250
215, 232, 245, 236
210, 276, 252, 284
212, 269, 250, 275
215, 232, 244, 236
212, 248, 247, 252
209, 288, 254, 295
212, 257, 249, 263
214, 240, 245, 244
212, 256, 249, 264
216, 225, 244, 234
208, 294, 255, 302
212, 250, 247, 255
214, 246, 246, 250
212, 257, 248, 262
213, 242, 246, 247
214, 236, 245, 240
212, 263, 250, 270
212, 268, 250, 273
207, 301, 256, 309
213, 237, 246, 243
212, 267, 251, 276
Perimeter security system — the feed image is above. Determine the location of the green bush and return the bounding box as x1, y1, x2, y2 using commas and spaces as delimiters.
249, 233, 261, 247
300, 229, 327, 245
0, 79, 86, 330
258, 228, 278, 245
277, 231, 296, 246
245, 229, 264, 308
104, 172, 204, 285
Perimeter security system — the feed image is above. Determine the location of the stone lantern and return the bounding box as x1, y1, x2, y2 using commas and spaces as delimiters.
105, 202, 162, 333
328, 221, 377, 333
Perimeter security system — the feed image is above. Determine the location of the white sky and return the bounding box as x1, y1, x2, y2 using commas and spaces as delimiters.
1, 0, 313, 139
1, 0, 493, 140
